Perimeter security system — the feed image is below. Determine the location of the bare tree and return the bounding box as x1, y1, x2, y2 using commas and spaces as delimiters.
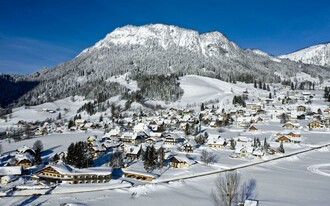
110, 150, 124, 169
212, 171, 241, 206
212, 171, 258, 206
239, 178, 257, 203
33, 140, 44, 151
200, 149, 217, 166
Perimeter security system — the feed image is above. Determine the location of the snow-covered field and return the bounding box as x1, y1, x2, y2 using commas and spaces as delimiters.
0, 96, 87, 132
148, 75, 268, 111
2, 146, 329, 206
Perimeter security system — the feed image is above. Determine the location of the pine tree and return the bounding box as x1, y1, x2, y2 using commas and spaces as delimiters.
65, 141, 92, 168
57, 112, 62, 120
158, 147, 166, 168
34, 148, 42, 165
257, 138, 261, 148
185, 123, 190, 136
262, 83, 266, 90
279, 141, 285, 153
52, 153, 60, 162
68, 120, 75, 129
201, 103, 205, 111
110, 150, 123, 169
143, 145, 158, 172
230, 138, 236, 150
263, 138, 269, 153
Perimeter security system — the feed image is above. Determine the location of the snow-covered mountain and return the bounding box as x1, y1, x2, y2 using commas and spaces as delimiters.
279, 43, 330, 67
80, 24, 239, 57
2, 24, 330, 107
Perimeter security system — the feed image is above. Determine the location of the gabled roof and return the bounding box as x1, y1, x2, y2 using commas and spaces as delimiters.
170, 155, 196, 165
16, 145, 35, 154
36, 164, 111, 176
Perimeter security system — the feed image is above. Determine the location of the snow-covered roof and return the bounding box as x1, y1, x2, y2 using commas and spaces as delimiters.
244, 199, 259, 206
16, 145, 35, 154
171, 155, 196, 165
15, 153, 34, 162
125, 145, 141, 155
207, 137, 226, 145
37, 164, 111, 176
0, 166, 22, 176
123, 169, 159, 178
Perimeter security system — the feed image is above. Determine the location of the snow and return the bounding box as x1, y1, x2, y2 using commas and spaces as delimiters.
106, 73, 139, 92
0, 96, 87, 132
251, 49, 282, 62
2, 147, 329, 205
279, 42, 330, 67
84, 24, 238, 57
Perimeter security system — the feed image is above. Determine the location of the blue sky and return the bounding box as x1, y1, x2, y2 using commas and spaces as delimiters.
1, 0, 330, 74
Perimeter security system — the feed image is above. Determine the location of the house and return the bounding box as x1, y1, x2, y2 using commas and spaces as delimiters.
148, 121, 159, 132
1, 175, 19, 184
88, 141, 106, 158
243, 199, 259, 206
275, 135, 291, 143
16, 145, 36, 156
124, 145, 142, 160
296, 105, 306, 112
15, 154, 34, 169
246, 103, 262, 111
324, 107, 330, 114
164, 134, 183, 145
120, 132, 147, 145
133, 123, 148, 133
123, 169, 159, 181
74, 119, 86, 127
102, 140, 121, 150
286, 132, 301, 138
169, 156, 195, 168
181, 139, 197, 152
33, 164, 111, 184
248, 125, 258, 132
236, 116, 252, 128
282, 122, 299, 129
309, 121, 324, 129
103, 127, 121, 141
235, 146, 253, 157
207, 137, 227, 148
252, 150, 264, 158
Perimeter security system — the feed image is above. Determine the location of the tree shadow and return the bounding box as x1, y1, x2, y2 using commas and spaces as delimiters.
0, 74, 39, 107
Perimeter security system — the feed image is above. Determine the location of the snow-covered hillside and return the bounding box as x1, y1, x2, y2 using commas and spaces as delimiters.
0, 96, 87, 132
148, 75, 268, 111
279, 42, 330, 67
3, 24, 330, 109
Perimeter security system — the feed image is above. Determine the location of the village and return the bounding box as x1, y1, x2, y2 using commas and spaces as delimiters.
1, 80, 330, 197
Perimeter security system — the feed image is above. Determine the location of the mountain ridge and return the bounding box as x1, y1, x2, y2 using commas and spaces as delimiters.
1, 23, 330, 108
279, 42, 330, 67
